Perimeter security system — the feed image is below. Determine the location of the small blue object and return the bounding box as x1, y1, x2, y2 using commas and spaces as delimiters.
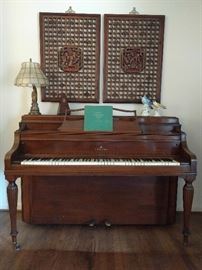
141, 94, 153, 109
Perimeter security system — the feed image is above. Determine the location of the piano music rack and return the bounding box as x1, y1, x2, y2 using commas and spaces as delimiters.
57, 107, 137, 132
63, 107, 137, 116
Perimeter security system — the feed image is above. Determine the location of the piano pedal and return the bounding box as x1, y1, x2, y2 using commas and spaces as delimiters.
88, 219, 96, 227
104, 220, 112, 228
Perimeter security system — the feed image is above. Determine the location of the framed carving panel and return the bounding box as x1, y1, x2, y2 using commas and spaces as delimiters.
40, 13, 100, 102
103, 14, 165, 103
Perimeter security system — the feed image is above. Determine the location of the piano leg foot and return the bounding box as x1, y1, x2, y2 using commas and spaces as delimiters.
13, 242, 20, 251
183, 229, 190, 246
183, 176, 195, 245
11, 234, 20, 250
7, 180, 19, 250
183, 237, 188, 246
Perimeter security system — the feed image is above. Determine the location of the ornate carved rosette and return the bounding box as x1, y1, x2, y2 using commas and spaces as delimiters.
58, 46, 83, 73
121, 47, 145, 73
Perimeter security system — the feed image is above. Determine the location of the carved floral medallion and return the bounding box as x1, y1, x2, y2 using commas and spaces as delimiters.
58, 45, 83, 73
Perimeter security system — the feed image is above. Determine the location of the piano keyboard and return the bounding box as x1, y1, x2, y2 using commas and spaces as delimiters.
21, 158, 180, 166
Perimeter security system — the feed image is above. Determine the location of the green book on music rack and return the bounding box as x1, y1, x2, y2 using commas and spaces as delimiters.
84, 105, 113, 131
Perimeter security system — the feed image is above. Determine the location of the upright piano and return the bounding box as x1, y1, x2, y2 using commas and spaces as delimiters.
4, 114, 197, 249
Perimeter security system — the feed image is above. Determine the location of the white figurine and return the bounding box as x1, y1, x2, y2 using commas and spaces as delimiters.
141, 94, 153, 116
141, 94, 166, 116
152, 101, 166, 116
141, 104, 151, 116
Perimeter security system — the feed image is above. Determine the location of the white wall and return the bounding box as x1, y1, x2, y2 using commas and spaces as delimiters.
0, 0, 201, 211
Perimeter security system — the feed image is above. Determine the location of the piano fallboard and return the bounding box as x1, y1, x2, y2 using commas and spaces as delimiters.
18, 134, 182, 158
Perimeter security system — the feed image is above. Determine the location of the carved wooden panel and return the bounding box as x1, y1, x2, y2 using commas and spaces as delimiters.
103, 14, 165, 103
40, 13, 100, 102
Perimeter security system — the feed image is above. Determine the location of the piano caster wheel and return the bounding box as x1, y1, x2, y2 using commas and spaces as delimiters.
104, 220, 111, 228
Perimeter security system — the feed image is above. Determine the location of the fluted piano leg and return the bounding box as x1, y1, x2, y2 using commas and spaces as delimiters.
182, 175, 195, 245
7, 179, 20, 250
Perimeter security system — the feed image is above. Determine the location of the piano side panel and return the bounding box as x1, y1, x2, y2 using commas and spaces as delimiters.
21, 176, 177, 225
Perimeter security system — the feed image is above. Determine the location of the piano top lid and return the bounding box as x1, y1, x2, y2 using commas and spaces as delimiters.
20, 115, 181, 135
21, 114, 180, 124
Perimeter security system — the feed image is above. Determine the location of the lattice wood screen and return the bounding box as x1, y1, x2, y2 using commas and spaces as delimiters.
103, 14, 165, 103
40, 13, 100, 102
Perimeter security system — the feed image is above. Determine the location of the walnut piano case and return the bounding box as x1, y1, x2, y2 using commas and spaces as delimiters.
4, 115, 196, 248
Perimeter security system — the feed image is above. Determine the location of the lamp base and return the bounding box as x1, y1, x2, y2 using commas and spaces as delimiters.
29, 109, 41, 115
29, 85, 41, 115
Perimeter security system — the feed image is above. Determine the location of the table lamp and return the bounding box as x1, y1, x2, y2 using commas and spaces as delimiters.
14, 59, 48, 115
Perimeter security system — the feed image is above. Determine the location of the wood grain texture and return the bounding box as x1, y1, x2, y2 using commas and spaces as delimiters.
0, 211, 201, 270
21, 176, 177, 225
4, 115, 197, 247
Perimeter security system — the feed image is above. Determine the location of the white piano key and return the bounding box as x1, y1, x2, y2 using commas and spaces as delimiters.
20, 158, 181, 167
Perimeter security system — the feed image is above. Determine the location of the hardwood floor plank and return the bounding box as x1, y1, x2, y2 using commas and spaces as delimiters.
0, 211, 202, 270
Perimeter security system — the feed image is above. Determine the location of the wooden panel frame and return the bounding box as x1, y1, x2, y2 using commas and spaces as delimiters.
103, 14, 165, 103
40, 12, 100, 103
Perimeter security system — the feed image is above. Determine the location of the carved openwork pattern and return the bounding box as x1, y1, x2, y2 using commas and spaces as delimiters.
104, 15, 165, 103
40, 13, 100, 102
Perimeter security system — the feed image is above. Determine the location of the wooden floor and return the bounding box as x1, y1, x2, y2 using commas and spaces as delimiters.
0, 212, 202, 270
